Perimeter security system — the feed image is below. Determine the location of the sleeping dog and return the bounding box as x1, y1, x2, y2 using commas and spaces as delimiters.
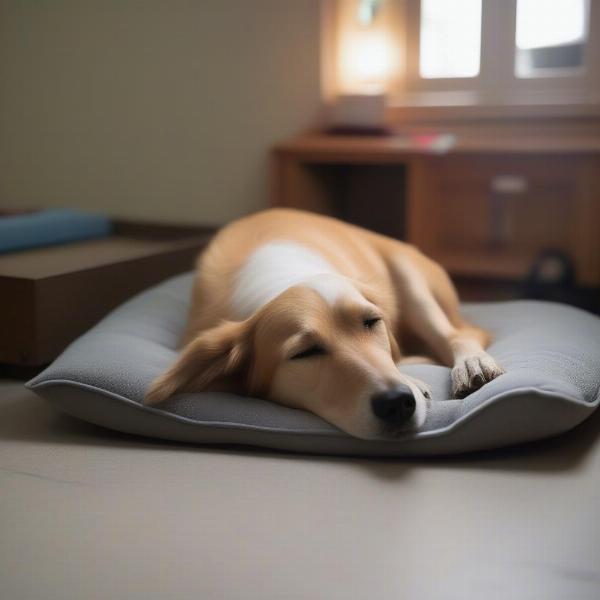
145, 208, 504, 439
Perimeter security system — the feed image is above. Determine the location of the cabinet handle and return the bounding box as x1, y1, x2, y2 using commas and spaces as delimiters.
490, 175, 528, 195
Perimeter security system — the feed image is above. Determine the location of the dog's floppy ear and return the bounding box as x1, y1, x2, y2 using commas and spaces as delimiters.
144, 320, 251, 406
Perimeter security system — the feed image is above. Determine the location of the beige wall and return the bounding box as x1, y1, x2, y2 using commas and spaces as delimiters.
0, 1, 322, 225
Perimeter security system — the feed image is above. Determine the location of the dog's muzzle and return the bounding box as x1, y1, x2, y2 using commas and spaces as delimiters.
371, 384, 416, 426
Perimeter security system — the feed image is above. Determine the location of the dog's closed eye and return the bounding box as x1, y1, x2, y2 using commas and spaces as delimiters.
363, 317, 381, 330
290, 345, 327, 360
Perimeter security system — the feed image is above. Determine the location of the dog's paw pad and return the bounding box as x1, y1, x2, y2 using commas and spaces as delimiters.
452, 353, 504, 399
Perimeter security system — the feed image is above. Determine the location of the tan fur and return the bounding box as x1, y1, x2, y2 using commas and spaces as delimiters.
145, 208, 504, 439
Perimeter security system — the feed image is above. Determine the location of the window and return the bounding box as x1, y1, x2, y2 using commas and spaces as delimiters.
419, 0, 482, 79
515, 0, 589, 77
329, 0, 600, 116
401, 0, 599, 111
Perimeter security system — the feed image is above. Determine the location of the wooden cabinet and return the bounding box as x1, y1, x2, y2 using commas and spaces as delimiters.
412, 155, 599, 285
272, 128, 600, 288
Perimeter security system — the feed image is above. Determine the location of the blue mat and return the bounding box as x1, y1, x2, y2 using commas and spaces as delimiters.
0, 209, 112, 253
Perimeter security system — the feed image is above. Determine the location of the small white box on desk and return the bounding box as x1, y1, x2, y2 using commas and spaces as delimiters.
327, 93, 388, 133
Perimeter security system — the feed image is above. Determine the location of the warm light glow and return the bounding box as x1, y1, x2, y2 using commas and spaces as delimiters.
340, 30, 394, 93
353, 34, 389, 82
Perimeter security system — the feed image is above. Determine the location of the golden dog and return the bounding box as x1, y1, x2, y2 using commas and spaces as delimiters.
145, 209, 504, 439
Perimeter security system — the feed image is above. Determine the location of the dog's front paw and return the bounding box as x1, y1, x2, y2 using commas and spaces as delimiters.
451, 352, 505, 399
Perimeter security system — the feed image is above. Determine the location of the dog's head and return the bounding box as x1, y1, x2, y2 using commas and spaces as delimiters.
145, 274, 426, 439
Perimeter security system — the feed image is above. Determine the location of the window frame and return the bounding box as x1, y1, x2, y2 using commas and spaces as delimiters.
390, 0, 600, 117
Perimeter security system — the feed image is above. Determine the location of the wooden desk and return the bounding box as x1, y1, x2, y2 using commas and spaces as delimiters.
271, 123, 600, 289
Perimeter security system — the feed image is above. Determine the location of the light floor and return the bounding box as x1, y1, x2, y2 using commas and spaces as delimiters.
1, 378, 599, 600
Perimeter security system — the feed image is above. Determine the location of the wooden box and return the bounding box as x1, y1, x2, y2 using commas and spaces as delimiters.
0, 220, 214, 367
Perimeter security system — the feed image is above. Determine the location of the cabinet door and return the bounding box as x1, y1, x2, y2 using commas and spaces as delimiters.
410, 155, 596, 284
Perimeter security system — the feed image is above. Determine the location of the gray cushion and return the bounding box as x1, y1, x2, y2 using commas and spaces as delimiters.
27, 273, 600, 456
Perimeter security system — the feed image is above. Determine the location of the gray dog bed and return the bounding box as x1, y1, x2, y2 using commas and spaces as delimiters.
27, 273, 600, 456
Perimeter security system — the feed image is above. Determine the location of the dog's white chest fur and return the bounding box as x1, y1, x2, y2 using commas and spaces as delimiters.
231, 241, 340, 319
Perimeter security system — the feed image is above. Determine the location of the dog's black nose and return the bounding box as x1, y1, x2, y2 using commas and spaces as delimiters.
371, 385, 416, 426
